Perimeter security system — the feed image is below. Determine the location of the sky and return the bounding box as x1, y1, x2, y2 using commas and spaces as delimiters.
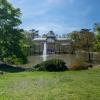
8, 0, 100, 35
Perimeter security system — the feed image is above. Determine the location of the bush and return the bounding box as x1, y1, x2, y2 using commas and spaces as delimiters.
3, 55, 27, 65
33, 59, 68, 72
0, 71, 4, 75
70, 63, 92, 70
69, 58, 93, 70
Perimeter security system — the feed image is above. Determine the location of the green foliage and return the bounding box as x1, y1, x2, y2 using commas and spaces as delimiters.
94, 42, 100, 52
0, 0, 27, 64
33, 59, 68, 72
94, 23, 100, 52
3, 55, 27, 65
21, 30, 37, 56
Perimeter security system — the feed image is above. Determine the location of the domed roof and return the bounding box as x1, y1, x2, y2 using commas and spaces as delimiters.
47, 31, 56, 38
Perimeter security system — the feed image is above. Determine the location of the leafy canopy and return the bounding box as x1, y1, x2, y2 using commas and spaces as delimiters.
0, 0, 27, 64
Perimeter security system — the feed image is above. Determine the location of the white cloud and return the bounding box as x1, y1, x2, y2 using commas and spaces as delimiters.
8, 0, 76, 18
8, 0, 81, 35
21, 22, 80, 35
8, 0, 25, 5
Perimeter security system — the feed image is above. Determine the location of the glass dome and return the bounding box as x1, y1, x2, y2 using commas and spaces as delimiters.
47, 31, 56, 38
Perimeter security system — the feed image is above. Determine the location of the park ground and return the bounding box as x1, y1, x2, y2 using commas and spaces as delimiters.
0, 66, 100, 100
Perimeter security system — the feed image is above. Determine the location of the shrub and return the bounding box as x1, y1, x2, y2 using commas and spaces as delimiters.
3, 55, 27, 65
33, 59, 68, 72
69, 58, 93, 70
0, 71, 4, 75
70, 63, 92, 70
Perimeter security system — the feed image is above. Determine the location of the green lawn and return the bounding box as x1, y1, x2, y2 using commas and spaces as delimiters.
0, 67, 100, 100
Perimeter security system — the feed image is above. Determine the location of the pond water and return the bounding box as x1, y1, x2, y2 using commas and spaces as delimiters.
20, 53, 100, 68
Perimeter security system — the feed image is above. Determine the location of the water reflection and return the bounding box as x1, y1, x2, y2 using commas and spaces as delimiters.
21, 54, 84, 67
20, 53, 100, 68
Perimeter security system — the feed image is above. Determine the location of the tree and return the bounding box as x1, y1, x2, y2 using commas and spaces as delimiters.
68, 29, 95, 62
30, 29, 39, 39
22, 30, 37, 56
80, 29, 95, 62
67, 31, 81, 54
0, 0, 27, 64
94, 23, 100, 33
94, 23, 100, 52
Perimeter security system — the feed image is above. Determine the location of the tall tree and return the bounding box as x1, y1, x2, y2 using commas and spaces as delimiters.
0, 0, 27, 64
68, 29, 95, 62
80, 29, 95, 62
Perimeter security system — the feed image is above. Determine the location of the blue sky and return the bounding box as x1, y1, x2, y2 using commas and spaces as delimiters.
8, 0, 100, 35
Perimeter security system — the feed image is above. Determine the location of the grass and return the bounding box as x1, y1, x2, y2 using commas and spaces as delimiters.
0, 67, 100, 100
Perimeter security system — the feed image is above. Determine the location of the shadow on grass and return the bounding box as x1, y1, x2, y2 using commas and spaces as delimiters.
0, 64, 25, 73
